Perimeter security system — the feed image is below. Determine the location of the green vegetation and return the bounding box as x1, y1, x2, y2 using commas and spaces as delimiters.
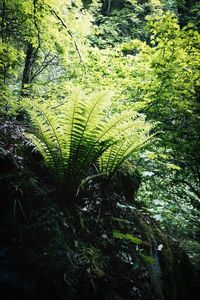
0, 0, 200, 298
24, 88, 152, 201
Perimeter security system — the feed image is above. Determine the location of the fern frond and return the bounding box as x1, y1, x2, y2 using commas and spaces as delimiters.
81, 110, 139, 168
63, 89, 113, 176
99, 116, 153, 176
24, 101, 66, 180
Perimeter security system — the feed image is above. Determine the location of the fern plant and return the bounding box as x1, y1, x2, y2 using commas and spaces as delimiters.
23, 88, 153, 204
98, 115, 153, 176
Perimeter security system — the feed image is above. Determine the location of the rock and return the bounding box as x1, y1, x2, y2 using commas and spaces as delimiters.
0, 123, 199, 300
0, 147, 17, 175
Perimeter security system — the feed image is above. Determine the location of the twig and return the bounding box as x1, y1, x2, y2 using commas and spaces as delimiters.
30, 54, 56, 82
45, 4, 85, 75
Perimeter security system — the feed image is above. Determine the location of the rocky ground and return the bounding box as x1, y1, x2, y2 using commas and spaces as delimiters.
0, 118, 199, 300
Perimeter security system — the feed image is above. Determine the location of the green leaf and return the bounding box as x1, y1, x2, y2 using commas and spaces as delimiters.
166, 163, 182, 171
113, 231, 142, 245
146, 152, 158, 160
140, 254, 155, 265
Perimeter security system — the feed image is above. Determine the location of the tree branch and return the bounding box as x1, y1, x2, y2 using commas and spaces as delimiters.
45, 4, 85, 74
31, 0, 41, 65
30, 54, 56, 82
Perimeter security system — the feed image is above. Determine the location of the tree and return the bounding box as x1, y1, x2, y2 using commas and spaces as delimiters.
0, 0, 92, 112
126, 11, 200, 244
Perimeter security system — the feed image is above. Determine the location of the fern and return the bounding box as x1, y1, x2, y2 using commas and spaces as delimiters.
99, 115, 154, 176
26, 104, 66, 181
23, 89, 153, 202
24, 89, 114, 197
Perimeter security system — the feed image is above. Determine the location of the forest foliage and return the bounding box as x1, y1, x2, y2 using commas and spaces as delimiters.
0, 0, 200, 264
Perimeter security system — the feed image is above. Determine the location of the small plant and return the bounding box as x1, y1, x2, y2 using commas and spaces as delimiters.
113, 231, 155, 265
113, 230, 142, 245
79, 245, 105, 290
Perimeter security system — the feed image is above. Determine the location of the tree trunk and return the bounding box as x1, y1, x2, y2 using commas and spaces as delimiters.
21, 43, 34, 94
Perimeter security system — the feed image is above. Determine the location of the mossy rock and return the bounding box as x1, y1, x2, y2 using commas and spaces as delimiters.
0, 125, 199, 300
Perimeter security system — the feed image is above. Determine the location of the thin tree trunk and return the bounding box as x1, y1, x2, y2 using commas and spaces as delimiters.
21, 43, 34, 93
107, 0, 111, 15
1, 0, 6, 42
